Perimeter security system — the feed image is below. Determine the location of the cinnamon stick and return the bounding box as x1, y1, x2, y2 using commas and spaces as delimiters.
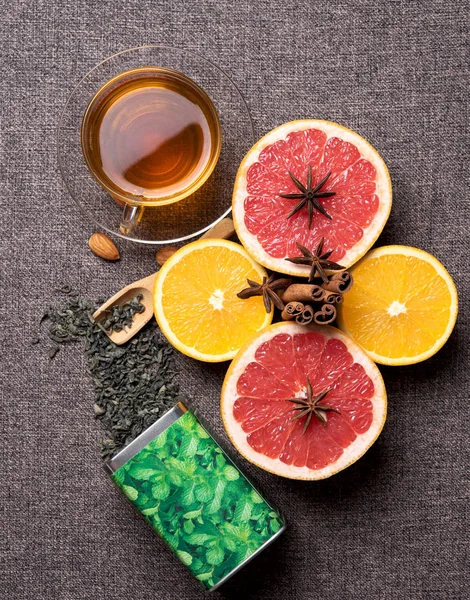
320, 290, 343, 305
281, 301, 304, 320
313, 303, 336, 325
282, 283, 324, 303
296, 304, 314, 325
325, 271, 353, 293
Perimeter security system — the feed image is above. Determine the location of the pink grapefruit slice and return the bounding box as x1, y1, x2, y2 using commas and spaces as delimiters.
221, 322, 387, 480
232, 120, 392, 274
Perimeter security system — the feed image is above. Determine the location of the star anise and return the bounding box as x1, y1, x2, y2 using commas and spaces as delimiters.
280, 165, 336, 228
287, 378, 340, 435
285, 237, 344, 283
237, 274, 291, 313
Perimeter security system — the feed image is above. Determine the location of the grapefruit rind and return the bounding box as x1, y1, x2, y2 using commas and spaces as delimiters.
336, 245, 459, 366
220, 322, 387, 480
232, 119, 392, 275
153, 238, 273, 362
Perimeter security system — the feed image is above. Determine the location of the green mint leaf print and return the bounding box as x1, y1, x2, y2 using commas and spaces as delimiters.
141, 505, 160, 516
205, 479, 226, 514
167, 471, 182, 486
236, 523, 252, 543
183, 519, 195, 534
215, 454, 226, 469
251, 490, 264, 504
195, 424, 210, 439
153, 429, 168, 448
236, 546, 253, 563
195, 483, 214, 503
129, 465, 159, 480
222, 536, 238, 552
186, 533, 213, 545
223, 465, 240, 481
183, 506, 203, 519
166, 532, 179, 551
181, 482, 196, 506
234, 498, 252, 522
176, 550, 193, 566
180, 434, 198, 457
222, 522, 244, 541
206, 545, 225, 566
112, 468, 125, 486
122, 485, 138, 501
270, 518, 281, 533
192, 559, 203, 571
181, 458, 197, 476
111, 411, 284, 589
152, 481, 170, 500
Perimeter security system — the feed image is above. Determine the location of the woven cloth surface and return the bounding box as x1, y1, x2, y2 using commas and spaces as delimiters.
1, 1, 469, 599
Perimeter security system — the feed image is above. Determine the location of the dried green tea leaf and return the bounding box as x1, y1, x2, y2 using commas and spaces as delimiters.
35, 289, 179, 458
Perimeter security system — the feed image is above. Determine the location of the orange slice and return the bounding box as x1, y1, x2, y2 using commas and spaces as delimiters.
337, 245, 458, 365
153, 239, 273, 362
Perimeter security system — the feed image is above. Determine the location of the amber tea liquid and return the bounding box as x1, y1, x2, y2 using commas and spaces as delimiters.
81, 68, 221, 205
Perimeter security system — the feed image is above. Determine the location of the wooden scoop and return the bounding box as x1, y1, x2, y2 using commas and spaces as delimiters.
93, 272, 158, 345
93, 217, 235, 345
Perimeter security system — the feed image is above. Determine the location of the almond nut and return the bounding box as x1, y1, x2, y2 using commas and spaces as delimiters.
156, 246, 178, 266
88, 232, 120, 261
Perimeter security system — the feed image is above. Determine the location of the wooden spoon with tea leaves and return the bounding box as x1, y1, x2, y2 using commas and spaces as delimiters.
93, 217, 235, 345
93, 272, 158, 345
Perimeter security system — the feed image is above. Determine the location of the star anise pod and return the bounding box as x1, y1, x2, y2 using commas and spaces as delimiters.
280, 165, 336, 228
287, 378, 340, 435
285, 237, 344, 283
237, 274, 291, 313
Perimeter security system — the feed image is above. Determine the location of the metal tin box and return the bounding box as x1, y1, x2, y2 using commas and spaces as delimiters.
105, 402, 285, 591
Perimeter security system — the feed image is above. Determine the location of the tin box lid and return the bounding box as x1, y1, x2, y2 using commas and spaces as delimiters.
103, 401, 187, 474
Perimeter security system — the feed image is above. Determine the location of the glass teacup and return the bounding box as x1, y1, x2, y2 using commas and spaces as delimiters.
81, 67, 222, 233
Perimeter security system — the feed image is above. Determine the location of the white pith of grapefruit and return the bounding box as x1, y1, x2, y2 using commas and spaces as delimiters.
221, 322, 387, 480
232, 120, 392, 275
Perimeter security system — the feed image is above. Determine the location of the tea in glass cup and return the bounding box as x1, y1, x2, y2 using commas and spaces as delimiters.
81, 67, 222, 231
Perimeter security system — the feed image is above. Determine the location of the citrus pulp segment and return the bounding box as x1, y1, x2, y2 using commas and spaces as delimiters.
221, 322, 387, 480
153, 239, 273, 362
232, 120, 392, 275
336, 245, 458, 366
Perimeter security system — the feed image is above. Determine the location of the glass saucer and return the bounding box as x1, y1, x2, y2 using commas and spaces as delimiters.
58, 45, 254, 244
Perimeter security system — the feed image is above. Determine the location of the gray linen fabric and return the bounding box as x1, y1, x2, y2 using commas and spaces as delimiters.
1, 1, 469, 599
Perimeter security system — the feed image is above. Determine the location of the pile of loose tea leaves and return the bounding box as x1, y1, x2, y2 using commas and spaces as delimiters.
34, 286, 179, 459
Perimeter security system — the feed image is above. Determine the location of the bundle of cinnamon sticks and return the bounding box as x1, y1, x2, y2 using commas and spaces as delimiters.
280, 271, 353, 326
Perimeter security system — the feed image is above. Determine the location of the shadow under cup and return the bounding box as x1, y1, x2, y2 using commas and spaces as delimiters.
80, 67, 222, 233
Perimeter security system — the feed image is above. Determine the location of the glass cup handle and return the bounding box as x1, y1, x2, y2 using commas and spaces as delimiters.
120, 203, 144, 234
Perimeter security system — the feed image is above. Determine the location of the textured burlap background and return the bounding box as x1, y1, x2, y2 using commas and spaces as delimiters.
1, 1, 468, 599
